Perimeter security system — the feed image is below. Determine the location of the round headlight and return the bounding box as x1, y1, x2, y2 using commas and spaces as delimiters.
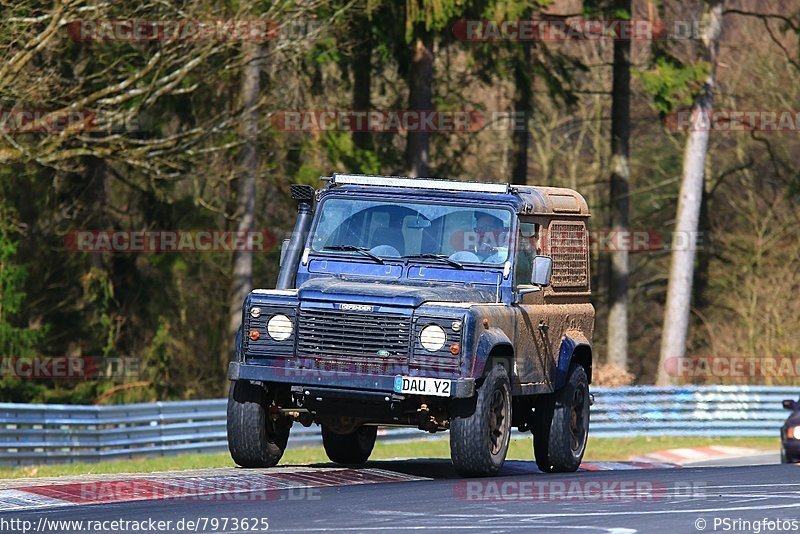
267, 314, 293, 341
420, 324, 447, 352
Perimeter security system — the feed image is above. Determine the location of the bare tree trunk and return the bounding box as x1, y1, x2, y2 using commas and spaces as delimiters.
226, 41, 262, 367
693, 186, 711, 309
657, 0, 724, 385
511, 43, 532, 186
607, 0, 632, 370
352, 17, 373, 154
405, 27, 433, 178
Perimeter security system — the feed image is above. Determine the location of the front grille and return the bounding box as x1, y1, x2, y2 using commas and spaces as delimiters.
296, 308, 411, 360
548, 222, 589, 288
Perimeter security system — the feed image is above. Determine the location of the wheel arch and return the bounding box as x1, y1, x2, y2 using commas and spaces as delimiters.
473, 327, 514, 380
555, 334, 593, 389
486, 343, 514, 379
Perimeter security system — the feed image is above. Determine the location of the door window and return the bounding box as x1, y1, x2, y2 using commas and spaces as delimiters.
514, 221, 539, 288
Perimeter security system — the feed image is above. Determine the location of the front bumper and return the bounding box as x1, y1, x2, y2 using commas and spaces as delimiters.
783, 437, 800, 460
227, 361, 475, 398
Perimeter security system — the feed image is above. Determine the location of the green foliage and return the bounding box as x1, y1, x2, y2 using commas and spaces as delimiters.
0, 206, 49, 402
144, 321, 178, 400
405, 0, 464, 41
79, 268, 116, 358
323, 132, 382, 174
310, 36, 342, 65
638, 55, 709, 114
0, 207, 44, 359
582, 0, 632, 20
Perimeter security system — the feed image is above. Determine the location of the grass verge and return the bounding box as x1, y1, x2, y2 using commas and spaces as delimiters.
0, 435, 779, 480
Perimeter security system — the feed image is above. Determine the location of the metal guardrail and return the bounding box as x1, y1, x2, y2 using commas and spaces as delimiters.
0, 385, 796, 465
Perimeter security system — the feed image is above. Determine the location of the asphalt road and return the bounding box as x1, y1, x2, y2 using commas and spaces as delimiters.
3, 456, 799, 534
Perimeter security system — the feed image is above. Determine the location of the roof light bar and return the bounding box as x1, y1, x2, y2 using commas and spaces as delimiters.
330, 174, 510, 194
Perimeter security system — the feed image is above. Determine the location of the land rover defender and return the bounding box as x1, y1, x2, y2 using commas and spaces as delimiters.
227, 174, 594, 476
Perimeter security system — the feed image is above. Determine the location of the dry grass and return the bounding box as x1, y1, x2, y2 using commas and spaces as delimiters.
592, 363, 635, 387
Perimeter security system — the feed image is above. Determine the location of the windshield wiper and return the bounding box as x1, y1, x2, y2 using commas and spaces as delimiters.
402, 253, 464, 269
323, 245, 385, 264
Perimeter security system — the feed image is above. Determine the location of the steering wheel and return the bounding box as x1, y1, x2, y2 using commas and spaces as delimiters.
369, 245, 400, 257
449, 251, 481, 262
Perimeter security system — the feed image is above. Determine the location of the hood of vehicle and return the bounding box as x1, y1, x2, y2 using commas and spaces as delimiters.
297, 277, 496, 307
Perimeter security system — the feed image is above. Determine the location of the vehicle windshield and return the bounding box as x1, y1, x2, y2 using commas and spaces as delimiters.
310, 197, 513, 265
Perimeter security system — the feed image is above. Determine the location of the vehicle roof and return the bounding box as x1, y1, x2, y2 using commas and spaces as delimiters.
320, 174, 590, 217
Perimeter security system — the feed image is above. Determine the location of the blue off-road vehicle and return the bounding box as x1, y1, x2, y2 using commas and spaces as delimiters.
227, 174, 595, 476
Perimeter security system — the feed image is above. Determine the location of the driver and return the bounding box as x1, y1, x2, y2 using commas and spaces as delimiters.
472, 212, 508, 262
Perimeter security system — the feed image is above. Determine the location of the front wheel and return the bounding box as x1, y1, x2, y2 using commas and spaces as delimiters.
322, 425, 377, 464
450, 364, 512, 477
227, 381, 290, 468
533, 363, 589, 473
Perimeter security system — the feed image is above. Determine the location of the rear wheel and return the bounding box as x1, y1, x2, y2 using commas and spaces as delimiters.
322, 425, 377, 464
227, 381, 290, 468
450, 364, 512, 477
533, 363, 589, 473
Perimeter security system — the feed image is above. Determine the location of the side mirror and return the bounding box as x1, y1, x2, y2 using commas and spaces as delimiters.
783, 400, 798, 411
279, 238, 290, 267
531, 256, 553, 287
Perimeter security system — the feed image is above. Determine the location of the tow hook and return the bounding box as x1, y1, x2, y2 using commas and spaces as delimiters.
269, 405, 281, 422
417, 403, 445, 433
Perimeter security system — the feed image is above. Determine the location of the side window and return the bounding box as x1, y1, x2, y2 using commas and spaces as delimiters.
514, 221, 539, 287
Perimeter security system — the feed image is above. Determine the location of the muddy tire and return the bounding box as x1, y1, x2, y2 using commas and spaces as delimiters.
227, 381, 290, 468
533, 363, 589, 473
322, 425, 377, 464
450, 364, 512, 477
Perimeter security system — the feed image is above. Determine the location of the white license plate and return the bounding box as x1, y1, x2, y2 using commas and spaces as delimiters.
394, 376, 451, 397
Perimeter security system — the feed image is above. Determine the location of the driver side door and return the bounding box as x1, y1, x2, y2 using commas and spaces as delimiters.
512, 219, 555, 391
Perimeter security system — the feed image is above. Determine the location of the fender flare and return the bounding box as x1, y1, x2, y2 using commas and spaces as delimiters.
472, 327, 514, 378
555, 333, 593, 389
